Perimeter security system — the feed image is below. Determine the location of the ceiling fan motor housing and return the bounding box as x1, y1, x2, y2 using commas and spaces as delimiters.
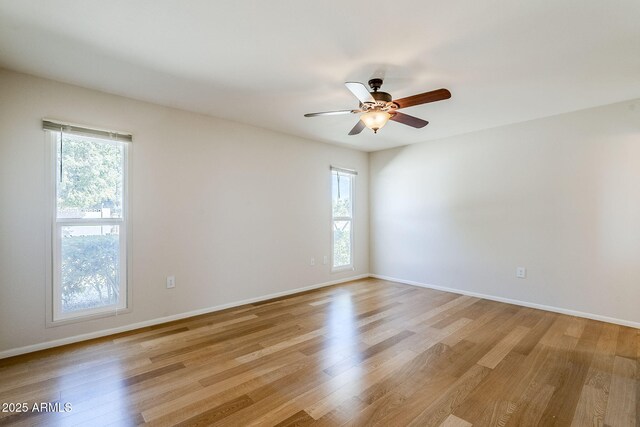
360, 91, 396, 114
371, 91, 392, 103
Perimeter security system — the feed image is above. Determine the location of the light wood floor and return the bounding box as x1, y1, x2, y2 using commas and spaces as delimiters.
1, 278, 638, 426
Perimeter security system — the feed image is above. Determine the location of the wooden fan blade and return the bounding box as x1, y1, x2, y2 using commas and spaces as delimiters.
348, 120, 365, 135
389, 112, 429, 128
393, 88, 451, 109
304, 109, 360, 117
345, 82, 375, 104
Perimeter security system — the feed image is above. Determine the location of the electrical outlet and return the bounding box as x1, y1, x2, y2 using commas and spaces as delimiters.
516, 267, 526, 279
323, 256, 328, 265
166, 276, 176, 289
310, 257, 315, 266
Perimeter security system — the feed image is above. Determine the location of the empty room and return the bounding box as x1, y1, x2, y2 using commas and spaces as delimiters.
0, 1, 638, 426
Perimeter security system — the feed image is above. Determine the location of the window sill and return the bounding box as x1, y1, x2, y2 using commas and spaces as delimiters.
331, 266, 355, 274
47, 307, 131, 328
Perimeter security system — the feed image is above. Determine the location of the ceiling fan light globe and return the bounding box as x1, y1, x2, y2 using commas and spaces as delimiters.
360, 111, 391, 133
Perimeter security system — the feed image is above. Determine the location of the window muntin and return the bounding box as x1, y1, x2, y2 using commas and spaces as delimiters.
331, 170, 354, 270
51, 131, 128, 321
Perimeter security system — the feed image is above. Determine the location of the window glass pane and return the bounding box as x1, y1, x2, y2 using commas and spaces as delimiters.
61, 225, 121, 313
333, 220, 351, 267
57, 133, 124, 219
332, 172, 352, 218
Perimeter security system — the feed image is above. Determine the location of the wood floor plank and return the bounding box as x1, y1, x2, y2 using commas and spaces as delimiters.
452, 351, 528, 423
406, 364, 490, 426
603, 355, 637, 427
0, 278, 636, 427
312, 396, 367, 427
481, 342, 554, 425
174, 394, 254, 426
356, 342, 450, 407
616, 326, 638, 360
439, 414, 473, 427
477, 325, 530, 369
570, 384, 608, 427
306, 350, 417, 420
213, 367, 332, 426
538, 320, 603, 425
323, 330, 414, 377
509, 383, 555, 427
142, 352, 311, 423
249, 338, 417, 426
511, 312, 556, 356
273, 409, 315, 427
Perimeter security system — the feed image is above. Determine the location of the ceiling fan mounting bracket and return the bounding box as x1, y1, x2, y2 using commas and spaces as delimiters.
368, 78, 384, 92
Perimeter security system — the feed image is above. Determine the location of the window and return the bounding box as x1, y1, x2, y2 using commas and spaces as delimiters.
46, 121, 130, 322
331, 167, 356, 271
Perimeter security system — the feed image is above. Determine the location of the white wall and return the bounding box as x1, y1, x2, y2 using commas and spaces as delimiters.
370, 100, 640, 325
0, 69, 368, 354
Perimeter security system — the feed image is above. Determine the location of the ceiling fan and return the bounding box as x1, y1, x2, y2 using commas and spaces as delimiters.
304, 79, 451, 135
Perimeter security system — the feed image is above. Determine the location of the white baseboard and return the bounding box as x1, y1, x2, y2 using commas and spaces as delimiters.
0, 274, 370, 359
370, 274, 640, 329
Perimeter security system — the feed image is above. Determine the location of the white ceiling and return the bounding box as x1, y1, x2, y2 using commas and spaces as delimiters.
1, 0, 639, 151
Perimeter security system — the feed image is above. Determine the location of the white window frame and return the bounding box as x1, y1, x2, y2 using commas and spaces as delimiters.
331, 167, 355, 272
45, 128, 131, 325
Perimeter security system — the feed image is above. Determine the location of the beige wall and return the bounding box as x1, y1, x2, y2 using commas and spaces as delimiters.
2, 66, 638, 356
0, 69, 369, 354
370, 99, 640, 325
